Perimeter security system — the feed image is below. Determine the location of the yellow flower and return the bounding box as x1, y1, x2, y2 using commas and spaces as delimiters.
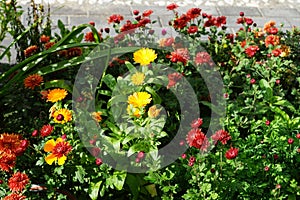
92, 111, 102, 122
280, 45, 291, 57
44, 137, 72, 165
127, 105, 142, 118
128, 92, 152, 108
47, 88, 68, 103
133, 48, 157, 66
131, 72, 145, 85
52, 108, 72, 124
148, 105, 161, 118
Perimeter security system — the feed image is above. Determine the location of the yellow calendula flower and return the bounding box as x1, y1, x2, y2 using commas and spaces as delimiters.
47, 88, 68, 103
44, 137, 72, 165
128, 92, 152, 108
131, 72, 145, 85
133, 48, 157, 66
52, 108, 72, 124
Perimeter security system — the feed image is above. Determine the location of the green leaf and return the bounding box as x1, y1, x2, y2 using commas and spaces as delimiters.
273, 99, 296, 113
88, 180, 102, 200
103, 74, 116, 91
259, 79, 273, 101
125, 174, 141, 200
75, 165, 86, 183
112, 170, 127, 190
145, 86, 161, 105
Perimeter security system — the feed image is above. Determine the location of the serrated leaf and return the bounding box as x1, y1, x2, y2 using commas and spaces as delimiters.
89, 180, 102, 200
112, 171, 127, 190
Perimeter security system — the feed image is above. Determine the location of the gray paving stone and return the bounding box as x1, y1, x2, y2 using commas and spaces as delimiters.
286, 17, 300, 26
218, 6, 262, 16
260, 7, 300, 17
89, 5, 132, 16
50, 5, 87, 15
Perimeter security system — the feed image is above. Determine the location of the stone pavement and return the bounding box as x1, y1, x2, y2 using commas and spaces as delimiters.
2, 1, 300, 63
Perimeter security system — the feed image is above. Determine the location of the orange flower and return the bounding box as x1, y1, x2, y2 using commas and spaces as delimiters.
265, 35, 280, 47
46, 88, 68, 103
24, 74, 43, 90
92, 111, 102, 122
3, 193, 27, 200
8, 172, 30, 192
0, 151, 16, 172
263, 20, 276, 32
44, 137, 72, 165
0, 133, 22, 154
24, 45, 38, 57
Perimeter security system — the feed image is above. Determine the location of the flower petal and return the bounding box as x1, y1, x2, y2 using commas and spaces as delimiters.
57, 155, 67, 165
45, 153, 57, 165
44, 139, 55, 152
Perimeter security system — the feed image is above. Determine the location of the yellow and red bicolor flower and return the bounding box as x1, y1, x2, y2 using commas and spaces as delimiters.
44, 137, 72, 165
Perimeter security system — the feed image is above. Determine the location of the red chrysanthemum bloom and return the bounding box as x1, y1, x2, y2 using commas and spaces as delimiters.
186, 8, 201, 19
24, 45, 38, 57
0, 133, 22, 154
187, 26, 198, 34
3, 193, 27, 200
85, 32, 95, 42
272, 48, 282, 57
267, 27, 278, 35
120, 20, 137, 33
40, 35, 50, 43
167, 3, 179, 10
40, 124, 54, 137
24, 74, 43, 90
173, 14, 191, 29
142, 9, 153, 17
0, 151, 16, 172
108, 14, 124, 24
137, 17, 151, 27
245, 45, 259, 57
190, 118, 203, 129
44, 41, 55, 50
225, 147, 239, 159
166, 48, 190, 65
8, 172, 30, 192
212, 130, 231, 145
265, 35, 280, 47
186, 129, 209, 151
194, 52, 212, 65
167, 72, 182, 89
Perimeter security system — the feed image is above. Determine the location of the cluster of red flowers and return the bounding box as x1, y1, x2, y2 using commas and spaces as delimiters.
245, 45, 259, 57
211, 129, 231, 145
0, 133, 29, 172
186, 118, 209, 151
194, 51, 213, 66
166, 48, 190, 66
23, 45, 38, 57
236, 12, 253, 25
167, 72, 182, 89
203, 15, 226, 28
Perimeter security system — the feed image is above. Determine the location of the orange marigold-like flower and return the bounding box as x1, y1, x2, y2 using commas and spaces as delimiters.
47, 88, 68, 103
91, 111, 102, 122
0, 151, 16, 172
265, 35, 280, 47
24, 74, 43, 90
3, 193, 27, 200
40, 35, 50, 43
44, 137, 72, 165
8, 172, 30, 192
24, 45, 38, 57
263, 20, 276, 32
0, 133, 22, 154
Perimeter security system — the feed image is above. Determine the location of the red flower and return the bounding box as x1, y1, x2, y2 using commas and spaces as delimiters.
40, 124, 54, 137
296, 133, 300, 139
0, 151, 16, 172
40, 35, 50, 43
212, 130, 231, 145
8, 172, 30, 192
190, 118, 203, 129
90, 147, 101, 157
167, 72, 182, 89
225, 147, 239, 159
288, 138, 294, 144
265, 35, 280, 47
120, 20, 137, 33
108, 14, 124, 24
194, 52, 212, 65
137, 17, 151, 27
95, 158, 103, 165
250, 78, 256, 84
186, 129, 209, 151
85, 32, 95, 42
167, 3, 179, 10
3, 193, 27, 200
186, 8, 201, 19
133, 10, 139, 15
267, 27, 278, 34
245, 45, 259, 57
272, 48, 282, 57
166, 48, 190, 65
24, 45, 38, 57
142, 9, 153, 17
187, 26, 198, 34
173, 14, 191, 29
